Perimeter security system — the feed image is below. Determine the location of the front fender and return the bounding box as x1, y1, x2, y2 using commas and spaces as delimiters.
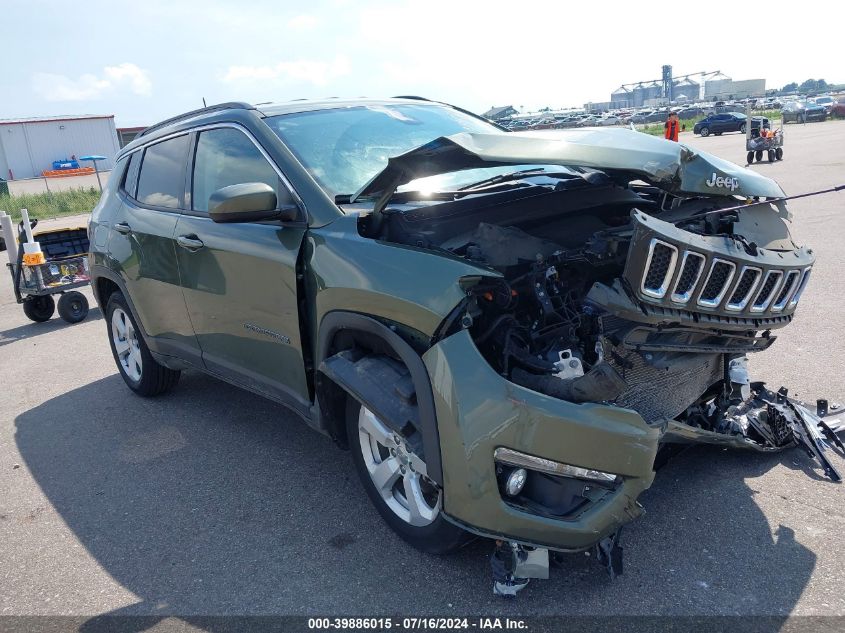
306, 214, 498, 339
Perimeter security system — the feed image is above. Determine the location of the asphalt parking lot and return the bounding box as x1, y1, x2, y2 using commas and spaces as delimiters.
1, 120, 844, 623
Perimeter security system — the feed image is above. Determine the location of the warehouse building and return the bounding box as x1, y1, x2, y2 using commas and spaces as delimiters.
117, 126, 146, 148
482, 105, 518, 121
704, 78, 765, 100
0, 114, 120, 180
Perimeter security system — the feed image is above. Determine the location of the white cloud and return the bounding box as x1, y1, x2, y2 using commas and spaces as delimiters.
287, 14, 318, 30
222, 56, 350, 87
31, 73, 111, 101
32, 63, 152, 101
104, 63, 152, 96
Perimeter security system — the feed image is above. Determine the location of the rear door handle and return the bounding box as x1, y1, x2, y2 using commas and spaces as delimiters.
114, 222, 132, 235
176, 235, 204, 251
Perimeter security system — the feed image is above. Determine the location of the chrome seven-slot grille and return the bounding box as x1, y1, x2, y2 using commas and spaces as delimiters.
639, 238, 811, 315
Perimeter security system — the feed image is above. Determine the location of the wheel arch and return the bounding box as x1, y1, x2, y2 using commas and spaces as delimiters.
90, 265, 154, 347
314, 311, 443, 486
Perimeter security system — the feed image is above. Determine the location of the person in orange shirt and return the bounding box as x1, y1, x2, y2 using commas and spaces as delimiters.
664, 112, 680, 142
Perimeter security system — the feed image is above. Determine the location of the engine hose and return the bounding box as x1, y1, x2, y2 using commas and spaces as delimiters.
508, 346, 557, 373
475, 314, 519, 345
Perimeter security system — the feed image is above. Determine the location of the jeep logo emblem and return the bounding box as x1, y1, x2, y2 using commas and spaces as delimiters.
705, 172, 740, 191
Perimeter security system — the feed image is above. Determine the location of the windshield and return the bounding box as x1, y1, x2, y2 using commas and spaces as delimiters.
265, 104, 500, 197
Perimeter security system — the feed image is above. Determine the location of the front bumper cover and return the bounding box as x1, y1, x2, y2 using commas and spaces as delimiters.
422, 329, 660, 551
422, 330, 844, 551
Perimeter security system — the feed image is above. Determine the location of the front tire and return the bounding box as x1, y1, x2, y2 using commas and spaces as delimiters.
747, 151, 755, 164
740, 123, 747, 134
106, 291, 180, 396
346, 397, 467, 554
700, 127, 710, 137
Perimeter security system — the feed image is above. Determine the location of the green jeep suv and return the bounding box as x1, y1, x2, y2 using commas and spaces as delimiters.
88, 98, 841, 582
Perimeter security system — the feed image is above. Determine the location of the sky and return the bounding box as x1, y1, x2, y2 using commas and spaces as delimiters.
3, 0, 840, 127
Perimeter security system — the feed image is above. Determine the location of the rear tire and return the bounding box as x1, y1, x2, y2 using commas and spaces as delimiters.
767, 150, 775, 163
776, 147, 784, 160
740, 123, 747, 134
22, 295, 55, 322
57, 291, 89, 323
747, 151, 755, 164
346, 396, 468, 554
755, 150, 763, 162
106, 291, 180, 396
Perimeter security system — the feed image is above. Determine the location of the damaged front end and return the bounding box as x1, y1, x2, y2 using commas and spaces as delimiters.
357, 128, 843, 586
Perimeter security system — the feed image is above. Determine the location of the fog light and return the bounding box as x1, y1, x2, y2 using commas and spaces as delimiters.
505, 468, 527, 496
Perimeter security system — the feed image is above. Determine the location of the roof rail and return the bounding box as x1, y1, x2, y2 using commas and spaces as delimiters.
138, 102, 255, 138
391, 95, 432, 101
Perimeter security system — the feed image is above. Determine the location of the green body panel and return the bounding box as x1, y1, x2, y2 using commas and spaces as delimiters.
306, 214, 499, 340
173, 214, 310, 408
107, 202, 198, 350
422, 329, 660, 550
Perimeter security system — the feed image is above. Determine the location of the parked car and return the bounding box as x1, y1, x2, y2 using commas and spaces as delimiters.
676, 107, 704, 119
693, 112, 768, 137
87, 97, 837, 592
554, 117, 580, 129
630, 111, 666, 124
629, 111, 655, 124
595, 115, 621, 126
782, 100, 827, 123
831, 98, 845, 117
577, 115, 602, 127
811, 96, 835, 114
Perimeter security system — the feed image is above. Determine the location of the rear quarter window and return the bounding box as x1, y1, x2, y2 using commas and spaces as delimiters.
122, 151, 142, 198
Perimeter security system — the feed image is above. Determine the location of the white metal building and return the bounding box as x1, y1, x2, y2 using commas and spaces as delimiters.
0, 114, 121, 181
704, 79, 766, 100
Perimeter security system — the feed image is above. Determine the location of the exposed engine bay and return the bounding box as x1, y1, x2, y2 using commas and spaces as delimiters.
363, 167, 843, 479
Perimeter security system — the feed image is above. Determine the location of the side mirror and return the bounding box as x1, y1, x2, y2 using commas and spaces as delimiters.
208, 182, 299, 223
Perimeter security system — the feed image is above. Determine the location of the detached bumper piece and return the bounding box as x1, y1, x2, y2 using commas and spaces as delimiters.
490, 540, 548, 598
727, 385, 845, 482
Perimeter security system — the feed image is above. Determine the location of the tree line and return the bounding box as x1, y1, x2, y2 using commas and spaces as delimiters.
780, 79, 831, 93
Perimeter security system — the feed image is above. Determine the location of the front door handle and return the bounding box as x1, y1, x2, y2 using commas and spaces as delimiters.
114, 222, 132, 235
176, 235, 204, 251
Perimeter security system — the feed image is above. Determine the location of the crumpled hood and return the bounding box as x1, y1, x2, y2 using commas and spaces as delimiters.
354, 128, 786, 205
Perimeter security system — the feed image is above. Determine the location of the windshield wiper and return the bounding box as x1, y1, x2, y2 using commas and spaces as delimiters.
457, 168, 549, 191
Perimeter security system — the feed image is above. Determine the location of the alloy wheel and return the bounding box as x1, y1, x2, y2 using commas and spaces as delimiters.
111, 307, 142, 382
357, 405, 440, 527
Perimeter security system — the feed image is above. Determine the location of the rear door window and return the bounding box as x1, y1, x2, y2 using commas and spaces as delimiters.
136, 135, 190, 209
